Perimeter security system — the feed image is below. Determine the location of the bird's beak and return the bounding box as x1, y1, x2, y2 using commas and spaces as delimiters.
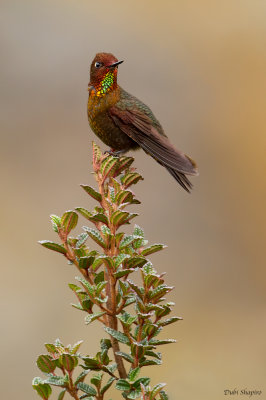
107, 60, 124, 68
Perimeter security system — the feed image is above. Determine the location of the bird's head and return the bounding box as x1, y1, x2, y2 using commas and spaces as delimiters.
89, 53, 123, 97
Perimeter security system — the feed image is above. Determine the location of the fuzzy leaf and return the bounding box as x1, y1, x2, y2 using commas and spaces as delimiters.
127, 390, 142, 399
149, 339, 176, 346
79, 256, 95, 270
141, 244, 165, 256
158, 316, 182, 326
128, 367, 140, 383
90, 372, 103, 388
139, 358, 162, 367
100, 377, 115, 394
60, 354, 78, 372
44, 376, 66, 387
113, 156, 134, 176
100, 155, 119, 178
39, 241, 66, 254
115, 253, 131, 268
159, 390, 169, 400
83, 227, 106, 248
133, 225, 144, 237
75, 370, 90, 385
126, 257, 146, 269
61, 211, 78, 234
115, 351, 134, 363
57, 390, 66, 400
115, 379, 131, 391
104, 327, 130, 345
85, 311, 105, 324
32, 378, 52, 399
114, 269, 134, 278
77, 382, 97, 396
117, 312, 137, 326
80, 185, 102, 202
76, 232, 89, 248
36, 355, 56, 373
151, 383, 166, 399
119, 235, 134, 249
121, 172, 143, 188
44, 343, 58, 354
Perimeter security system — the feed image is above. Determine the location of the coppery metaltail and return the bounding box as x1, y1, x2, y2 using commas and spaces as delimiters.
87, 53, 198, 192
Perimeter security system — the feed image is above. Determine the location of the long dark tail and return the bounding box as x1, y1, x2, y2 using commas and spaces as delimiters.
165, 166, 193, 193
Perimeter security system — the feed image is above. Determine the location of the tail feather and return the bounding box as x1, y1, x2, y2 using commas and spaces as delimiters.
165, 166, 193, 193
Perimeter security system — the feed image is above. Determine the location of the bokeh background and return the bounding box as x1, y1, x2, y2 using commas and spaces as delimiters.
1, 1, 266, 399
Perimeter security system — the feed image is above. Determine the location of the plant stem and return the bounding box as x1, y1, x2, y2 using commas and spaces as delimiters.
95, 161, 127, 379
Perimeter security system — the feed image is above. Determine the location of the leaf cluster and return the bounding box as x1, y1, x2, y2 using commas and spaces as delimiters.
33, 144, 181, 400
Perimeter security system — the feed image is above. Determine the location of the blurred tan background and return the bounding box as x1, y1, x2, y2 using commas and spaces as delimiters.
1, 0, 266, 399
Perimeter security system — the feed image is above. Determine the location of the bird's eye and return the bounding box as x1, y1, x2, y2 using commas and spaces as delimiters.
95, 62, 102, 68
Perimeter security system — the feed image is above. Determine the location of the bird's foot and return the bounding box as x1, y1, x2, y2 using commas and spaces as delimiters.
104, 148, 126, 157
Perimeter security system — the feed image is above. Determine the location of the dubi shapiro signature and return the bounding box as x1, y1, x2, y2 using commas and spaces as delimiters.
224, 389, 262, 397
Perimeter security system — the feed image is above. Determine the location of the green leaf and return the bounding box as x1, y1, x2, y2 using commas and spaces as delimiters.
128, 367, 140, 383
96, 281, 107, 296
100, 338, 112, 351
57, 389, 66, 400
39, 241, 66, 254
117, 312, 137, 326
101, 225, 111, 236
61, 211, 78, 234
83, 227, 106, 248
159, 390, 169, 400
44, 376, 66, 387
100, 155, 119, 179
150, 383, 166, 399
115, 351, 134, 363
133, 225, 144, 237
44, 343, 58, 354
32, 378, 52, 399
79, 256, 95, 270
139, 358, 162, 367
104, 327, 130, 345
115, 379, 131, 391
68, 283, 82, 293
60, 354, 78, 372
121, 172, 143, 188
115, 253, 130, 268
36, 355, 56, 373
90, 372, 103, 388
110, 210, 130, 227
114, 269, 134, 278
115, 190, 134, 205
141, 244, 166, 256
100, 377, 115, 394
128, 280, 144, 298
92, 142, 102, 162
50, 214, 61, 232
75, 276, 94, 295
119, 235, 135, 249
80, 185, 102, 202
74, 370, 89, 385
149, 339, 176, 346
114, 156, 134, 176
85, 311, 105, 324
94, 271, 105, 284
76, 233, 88, 248
157, 316, 182, 326
127, 390, 142, 399
77, 382, 97, 396
126, 257, 146, 269
90, 212, 109, 225
149, 285, 174, 300
132, 377, 150, 389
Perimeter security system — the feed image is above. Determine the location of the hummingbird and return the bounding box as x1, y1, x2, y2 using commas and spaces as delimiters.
87, 52, 198, 192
